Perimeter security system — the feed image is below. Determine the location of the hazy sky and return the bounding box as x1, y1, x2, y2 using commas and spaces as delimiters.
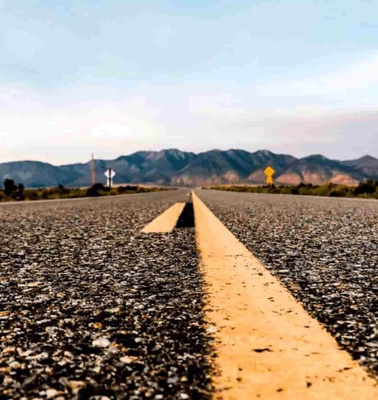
1, 0, 378, 164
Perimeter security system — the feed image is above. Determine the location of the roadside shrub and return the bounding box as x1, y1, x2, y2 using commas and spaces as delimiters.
25, 190, 39, 201
40, 190, 49, 199
210, 182, 376, 199
56, 184, 70, 197
87, 183, 106, 197
92, 183, 106, 191
0, 182, 168, 202
354, 179, 377, 196
11, 190, 25, 201
3, 178, 17, 196
291, 186, 299, 195
117, 185, 138, 193
87, 186, 100, 197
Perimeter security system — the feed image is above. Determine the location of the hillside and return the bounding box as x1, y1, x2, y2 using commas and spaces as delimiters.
0, 149, 377, 188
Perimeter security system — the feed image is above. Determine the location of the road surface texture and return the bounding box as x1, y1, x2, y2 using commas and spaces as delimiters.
0, 191, 213, 400
197, 190, 378, 377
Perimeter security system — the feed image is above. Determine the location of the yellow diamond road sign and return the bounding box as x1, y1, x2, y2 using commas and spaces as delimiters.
264, 166, 275, 185
264, 166, 275, 177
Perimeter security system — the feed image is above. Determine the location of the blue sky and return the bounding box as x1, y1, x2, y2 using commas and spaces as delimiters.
1, 0, 378, 163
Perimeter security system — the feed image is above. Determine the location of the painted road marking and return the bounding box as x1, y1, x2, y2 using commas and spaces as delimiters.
192, 191, 378, 400
141, 202, 186, 233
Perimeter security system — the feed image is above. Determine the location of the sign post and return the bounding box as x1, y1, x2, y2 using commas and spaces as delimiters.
104, 168, 116, 188
264, 166, 275, 185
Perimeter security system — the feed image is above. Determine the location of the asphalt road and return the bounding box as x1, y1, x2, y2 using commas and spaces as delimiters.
3, 189, 378, 398
0, 190, 213, 400
197, 190, 378, 377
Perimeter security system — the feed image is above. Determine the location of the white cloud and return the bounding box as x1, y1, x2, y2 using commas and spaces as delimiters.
254, 54, 378, 98
0, 85, 168, 163
1, 64, 378, 166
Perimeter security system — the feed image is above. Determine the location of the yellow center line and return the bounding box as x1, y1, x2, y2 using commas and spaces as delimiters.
192, 191, 378, 400
141, 202, 186, 233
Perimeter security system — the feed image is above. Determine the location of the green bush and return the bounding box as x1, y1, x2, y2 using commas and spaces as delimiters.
25, 190, 39, 201
117, 185, 138, 193
3, 178, 17, 196
210, 181, 376, 199
354, 179, 377, 196
87, 186, 101, 197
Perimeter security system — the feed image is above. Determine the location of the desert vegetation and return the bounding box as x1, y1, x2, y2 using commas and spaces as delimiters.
0, 179, 170, 202
209, 180, 378, 199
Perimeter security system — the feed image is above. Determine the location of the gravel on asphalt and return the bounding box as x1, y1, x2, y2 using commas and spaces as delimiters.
0, 191, 213, 400
197, 190, 378, 377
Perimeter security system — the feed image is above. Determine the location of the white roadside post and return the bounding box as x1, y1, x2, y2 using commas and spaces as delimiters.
104, 168, 116, 188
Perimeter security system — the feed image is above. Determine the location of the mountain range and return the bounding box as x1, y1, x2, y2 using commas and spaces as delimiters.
1, 149, 378, 188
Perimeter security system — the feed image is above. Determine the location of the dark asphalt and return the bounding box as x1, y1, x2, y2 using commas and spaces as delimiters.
197, 190, 378, 377
0, 191, 213, 400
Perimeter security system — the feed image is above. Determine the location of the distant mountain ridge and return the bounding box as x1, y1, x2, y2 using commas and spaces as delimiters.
1, 149, 377, 188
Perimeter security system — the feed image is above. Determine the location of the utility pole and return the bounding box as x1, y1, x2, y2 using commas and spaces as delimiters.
91, 153, 96, 186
